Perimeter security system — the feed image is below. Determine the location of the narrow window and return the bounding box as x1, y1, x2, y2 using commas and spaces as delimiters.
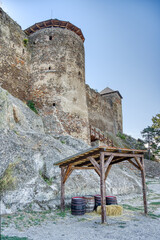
49, 67, 51, 70
49, 36, 52, 40
53, 103, 56, 107
78, 71, 81, 76
22, 49, 25, 54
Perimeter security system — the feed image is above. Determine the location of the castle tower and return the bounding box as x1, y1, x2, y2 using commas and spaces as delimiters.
25, 19, 90, 143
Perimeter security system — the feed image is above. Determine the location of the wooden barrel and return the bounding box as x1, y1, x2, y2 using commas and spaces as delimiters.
71, 197, 85, 215
94, 195, 101, 209
106, 196, 117, 205
83, 195, 95, 213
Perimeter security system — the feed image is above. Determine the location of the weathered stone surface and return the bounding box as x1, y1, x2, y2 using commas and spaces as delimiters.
0, 88, 141, 214
0, 87, 44, 133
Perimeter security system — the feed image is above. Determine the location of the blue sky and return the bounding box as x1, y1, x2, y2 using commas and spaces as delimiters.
1, 0, 160, 139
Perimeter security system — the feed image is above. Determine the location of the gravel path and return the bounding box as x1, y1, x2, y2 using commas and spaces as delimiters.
1, 175, 160, 240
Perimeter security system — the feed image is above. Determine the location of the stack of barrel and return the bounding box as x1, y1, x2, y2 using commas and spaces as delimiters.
71, 195, 117, 215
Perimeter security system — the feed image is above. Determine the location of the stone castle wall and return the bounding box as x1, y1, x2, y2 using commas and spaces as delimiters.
0, 7, 123, 144
0, 8, 31, 102
86, 85, 122, 135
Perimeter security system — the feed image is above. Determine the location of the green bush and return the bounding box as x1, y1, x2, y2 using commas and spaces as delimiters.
27, 100, 38, 114
23, 38, 28, 47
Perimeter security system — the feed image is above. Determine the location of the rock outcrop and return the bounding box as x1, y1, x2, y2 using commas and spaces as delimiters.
0, 87, 142, 214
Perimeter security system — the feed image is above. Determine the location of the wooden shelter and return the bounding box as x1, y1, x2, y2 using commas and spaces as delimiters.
54, 146, 147, 224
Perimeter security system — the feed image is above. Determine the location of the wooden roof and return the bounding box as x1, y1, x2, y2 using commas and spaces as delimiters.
24, 19, 85, 42
54, 146, 146, 168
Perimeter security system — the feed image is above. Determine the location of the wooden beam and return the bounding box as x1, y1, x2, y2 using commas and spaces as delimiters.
63, 165, 73, 184
134, 157, 143, 171
94, 168, 100, 177
105, 165, 112, 180
104, 154, 114, 171
140, 157, 148, 215
104, 152, 143, 158
61, 166, 65, 211
100, 152, 106, 223
128, 159, 140, 170
110, 158, 129, 165
88, 156, 101, 176
36, 24, 40, 29
72, 167, 96, 170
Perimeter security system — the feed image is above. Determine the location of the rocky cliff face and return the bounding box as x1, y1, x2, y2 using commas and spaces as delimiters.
0, 87, 142, 215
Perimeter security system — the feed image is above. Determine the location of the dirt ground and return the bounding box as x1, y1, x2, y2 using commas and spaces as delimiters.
1, 160, 160, 240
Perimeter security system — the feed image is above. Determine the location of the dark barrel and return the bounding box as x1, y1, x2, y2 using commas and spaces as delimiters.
106, 196, 117, 205
83, 195, 95, 213
94, 195, 101, 209
71, 197, 85, 215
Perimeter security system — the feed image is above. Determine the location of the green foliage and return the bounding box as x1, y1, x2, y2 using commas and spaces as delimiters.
23, 38, 28, 47
0, 163, 16, 192
60, 140, 66, 144
141, 119, 160, 160
39, 171, 53, 185
27, 100, 38, 114
152, 113, 160, 129
117, 132, 126, 140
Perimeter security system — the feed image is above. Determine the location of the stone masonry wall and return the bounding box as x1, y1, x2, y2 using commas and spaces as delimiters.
0, 8, 31, 101
0, 7, 123, 144
28, 27, 90, 143
86, 85, 123, 135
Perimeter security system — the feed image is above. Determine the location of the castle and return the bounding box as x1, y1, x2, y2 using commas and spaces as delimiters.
0, 8, 123, 144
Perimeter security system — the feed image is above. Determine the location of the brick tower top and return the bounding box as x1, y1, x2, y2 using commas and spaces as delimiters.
24, 19, 85, 42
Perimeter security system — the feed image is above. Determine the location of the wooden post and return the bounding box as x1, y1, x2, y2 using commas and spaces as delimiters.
61, 166, 65, 211
100, 151, 106, 223
140, 157, 148, 215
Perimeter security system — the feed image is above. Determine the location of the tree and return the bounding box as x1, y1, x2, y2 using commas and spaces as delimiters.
141, 113, 160, 160
152, 114, 160, 129
141, 126, 156, 160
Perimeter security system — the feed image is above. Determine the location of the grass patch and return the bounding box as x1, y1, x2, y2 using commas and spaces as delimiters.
122, 204, 143, 212
148, 212, 160, 219
1, 236, 28, 240
150, 201, 160, 205
77, 218, 86, 222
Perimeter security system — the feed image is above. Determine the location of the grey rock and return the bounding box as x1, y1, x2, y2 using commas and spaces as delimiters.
0, 87, 143, 214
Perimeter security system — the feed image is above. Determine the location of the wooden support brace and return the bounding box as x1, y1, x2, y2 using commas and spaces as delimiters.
134, 157, 143, 171
88, 156, 101, 176
128, 159, 140, 170
104, 154, 114, 172
140, 157, 148, 215
105, 165, 112, 180
100, 152, 107, 224
61, 166, 65, 211
63, 164, 73, 184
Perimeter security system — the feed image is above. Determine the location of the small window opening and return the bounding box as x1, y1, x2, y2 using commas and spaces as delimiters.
53, 103, 56, 107
33, 41, 36, 44
49, 36, 52, 40
22, 49, 25, 54
78, 71, 81, 76
49, 66, 51, 70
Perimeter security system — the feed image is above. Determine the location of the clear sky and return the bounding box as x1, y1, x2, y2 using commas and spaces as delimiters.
1, 0, 160, 139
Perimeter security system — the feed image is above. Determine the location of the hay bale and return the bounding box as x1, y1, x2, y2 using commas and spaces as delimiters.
97, 205, 123, 216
